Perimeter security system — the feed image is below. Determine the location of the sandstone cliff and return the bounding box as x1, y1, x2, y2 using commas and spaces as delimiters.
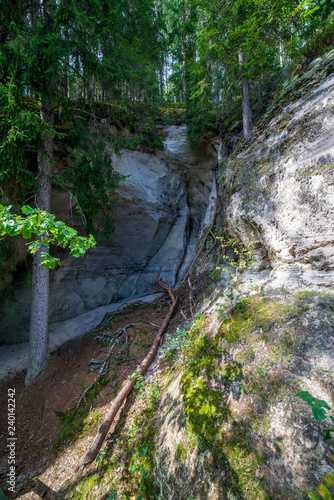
152, 50, 334, 499
0, 125, 217, 346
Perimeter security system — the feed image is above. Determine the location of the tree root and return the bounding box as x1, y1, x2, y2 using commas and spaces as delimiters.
79, 270, 177, 468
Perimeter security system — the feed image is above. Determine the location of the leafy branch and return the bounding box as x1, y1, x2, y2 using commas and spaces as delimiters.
0, 205, 96, 269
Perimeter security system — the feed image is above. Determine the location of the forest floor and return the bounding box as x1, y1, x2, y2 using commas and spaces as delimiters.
0, 299, 170, 499
0, 273, 209, 499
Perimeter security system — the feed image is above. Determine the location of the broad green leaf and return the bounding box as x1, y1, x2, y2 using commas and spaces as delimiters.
312, 405, 329, 422
296, 392, 331, 421
323, 429, 334, 442
22, 206, 38, 215
296, 391, 316, 405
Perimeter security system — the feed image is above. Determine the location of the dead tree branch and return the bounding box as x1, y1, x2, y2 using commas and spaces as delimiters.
198, 229, 217, 274
79, 199, 217, 467
70, 331, 124, 423
80, 274, 177, 468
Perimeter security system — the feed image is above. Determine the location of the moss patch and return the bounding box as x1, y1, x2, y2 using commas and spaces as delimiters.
178, 315, 269, 499
175, 442, 187, 466
218, 295, 304, 344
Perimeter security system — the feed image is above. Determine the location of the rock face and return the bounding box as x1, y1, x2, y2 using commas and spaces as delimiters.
152, 52, 334, 500
220, 51, 334, 292
154, 292, 334, 500
0, 125, 217, 345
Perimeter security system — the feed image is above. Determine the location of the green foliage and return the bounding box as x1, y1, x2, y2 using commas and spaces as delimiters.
308, 463, 334, 500
61, 119, 123, 240
96, 447, 108, 464
299, 18, 334, 64
295, 391, 334, 440
0, 205, 96, 269
0, 0, 162, 238
121, 381, 161, 498
186, 101, 220, 148
134, 374, 146, 394
179, 313, 268, 499
212, 235, 259, 295
183, 0, 325, 144
0, 82, 55, 198
162, 327, 190, 359
209, 267, 220, 283
180, 316, 227, 443
295, 392, 334, 499
175, 442, 187, 465
218, 235, 258, 273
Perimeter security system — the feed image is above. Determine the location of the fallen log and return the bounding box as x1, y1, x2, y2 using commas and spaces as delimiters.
80, 271, 177, 468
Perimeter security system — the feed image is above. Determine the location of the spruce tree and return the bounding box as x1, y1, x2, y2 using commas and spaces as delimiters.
0, 0, 135, 382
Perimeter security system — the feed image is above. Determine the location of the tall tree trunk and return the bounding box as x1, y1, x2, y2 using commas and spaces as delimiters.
182, 9, 187, 101
155, 0, 164, 103
238, 49, 251, 140
165, 59, 168, 101
279, 41, 284, 67
25, 89, 55, 385
211, 61, 219, 103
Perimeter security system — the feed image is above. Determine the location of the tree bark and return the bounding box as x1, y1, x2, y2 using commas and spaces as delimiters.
182, 8, 187, 101
25, 90, 55, 385
279, 41, 284, 67
238, 49, 251, 141
165, 59, 168, 101
155, 0, 164, 103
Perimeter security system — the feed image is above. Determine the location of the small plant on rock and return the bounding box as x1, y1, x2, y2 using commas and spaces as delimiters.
296, 391, 334, 499
296, 391, 334, 442
215, 235, 259, 291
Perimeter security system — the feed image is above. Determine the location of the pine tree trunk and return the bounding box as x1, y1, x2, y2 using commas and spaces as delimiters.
279, 41, 284, 67
241, 76, 251, 140
155, 0, 164, 103
182, 43, 186, 101
165, 60, 168, 101
238, 49, 251, 140
182, 5, 187, 102
25, 90, 55, 385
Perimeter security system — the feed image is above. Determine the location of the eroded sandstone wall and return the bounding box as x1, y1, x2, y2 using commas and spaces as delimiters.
0, 125, 217, 345
220, 51, 334, 292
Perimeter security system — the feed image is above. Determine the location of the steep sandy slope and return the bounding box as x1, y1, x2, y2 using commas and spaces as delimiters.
2, 52, 334, 500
